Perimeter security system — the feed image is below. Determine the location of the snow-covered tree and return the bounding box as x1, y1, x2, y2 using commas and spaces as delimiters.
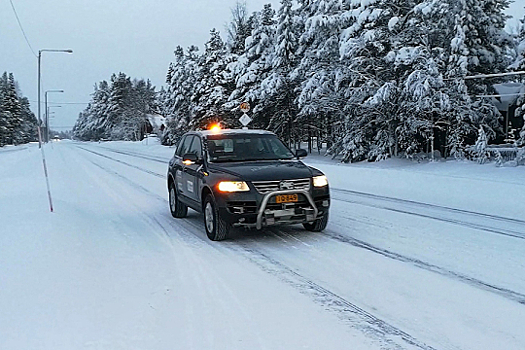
17, 97, 38, 144
259, 0, 301, 146
73, 74, 158, 141
473, 126, 489, 163
514, 10, 525, 145
156, 0, 513, 162
227, 3, 277, 129
191, 29, 235, 129
0, 73, 22, 145
328, 0, 511, 162
226, 1, 253, 55
296, 0, 345, 151
162, 46, 200, 144
0, 72, 37, 146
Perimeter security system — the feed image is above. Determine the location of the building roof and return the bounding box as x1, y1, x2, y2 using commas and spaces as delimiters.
492, 83, 525, 112
146, 114, 166, 129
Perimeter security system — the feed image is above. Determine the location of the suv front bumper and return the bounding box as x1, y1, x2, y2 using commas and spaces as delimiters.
216, 188, 330, 230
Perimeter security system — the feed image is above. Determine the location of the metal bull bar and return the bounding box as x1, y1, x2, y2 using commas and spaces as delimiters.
255, 189, 318, 230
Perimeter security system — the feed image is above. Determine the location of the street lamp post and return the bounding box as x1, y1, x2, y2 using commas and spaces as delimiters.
36, 49, 72, 213
47, 106, 61, 140
37, 49, 72, 147
45, 90, 64, 143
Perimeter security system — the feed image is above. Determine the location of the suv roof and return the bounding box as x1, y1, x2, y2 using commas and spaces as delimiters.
193, 129, 275, 137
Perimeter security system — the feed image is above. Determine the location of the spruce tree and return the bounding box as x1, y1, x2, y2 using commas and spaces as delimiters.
2, 73, 22, 145
226, 1, 253, 55
191, 29, 233, 129
228, 4, 276, 129
0, 73, 8, 146
296, 0, 345, 151
260, 0, 300, 146
515, 10, 525, 145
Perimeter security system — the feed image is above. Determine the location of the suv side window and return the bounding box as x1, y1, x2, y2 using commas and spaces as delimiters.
187, 136, 202, 159
176, 135, 194, 157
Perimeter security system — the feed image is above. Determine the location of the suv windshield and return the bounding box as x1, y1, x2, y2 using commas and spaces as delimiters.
207, 134, 294, 162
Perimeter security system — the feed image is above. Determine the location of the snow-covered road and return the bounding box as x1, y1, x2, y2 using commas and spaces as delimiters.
1, 140, 524, 350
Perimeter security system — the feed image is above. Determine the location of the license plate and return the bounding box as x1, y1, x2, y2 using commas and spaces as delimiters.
275, 194, 298, 203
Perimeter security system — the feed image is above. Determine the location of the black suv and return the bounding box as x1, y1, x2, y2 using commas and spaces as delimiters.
167, 129, 330, 240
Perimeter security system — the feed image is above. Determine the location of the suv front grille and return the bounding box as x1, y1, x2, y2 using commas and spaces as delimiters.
251, 178, 311, 194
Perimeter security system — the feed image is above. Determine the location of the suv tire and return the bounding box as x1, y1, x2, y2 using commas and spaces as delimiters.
303, 212, 329, 232
169, 182, 188, 218
204, 194, 230, 241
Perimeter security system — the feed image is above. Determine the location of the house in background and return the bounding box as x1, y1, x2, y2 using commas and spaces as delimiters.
491, 82, 525, 143
146, 114, 166, 135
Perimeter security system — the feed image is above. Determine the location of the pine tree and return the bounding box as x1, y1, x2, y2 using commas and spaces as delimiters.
0, 72, 8, 146
329, 0, 511, 161
474, 126, 489, 163
18, 97, 38, 143
162, 46, 201, 144
259, 0, 301, 146
514, 10, 525, 145
106, 72, 133, 139
191, 29, 233, 129
226, 1, 253, 55
73, 74, 158, 141
228, 4, 276, 129
296, 0, 345, 152
2, 73, 22, 145
0, 72, 37, 146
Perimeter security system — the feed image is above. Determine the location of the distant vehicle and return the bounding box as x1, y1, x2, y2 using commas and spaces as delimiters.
167, 127, 330, 240
53, 136, 61, 141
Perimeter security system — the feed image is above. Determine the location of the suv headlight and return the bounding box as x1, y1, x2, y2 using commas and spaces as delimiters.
313, 175, 328, 187
218, 181, 250, 192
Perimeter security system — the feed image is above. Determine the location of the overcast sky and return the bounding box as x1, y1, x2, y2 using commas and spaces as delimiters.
1, 1, 524, 132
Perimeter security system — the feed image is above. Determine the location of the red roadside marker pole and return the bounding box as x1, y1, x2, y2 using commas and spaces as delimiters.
37, 125, 54, 212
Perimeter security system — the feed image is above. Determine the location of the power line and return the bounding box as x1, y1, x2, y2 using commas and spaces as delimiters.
8, 0, 37, 58
28, 100, 90, 105
463, 71, 525, 80
477, 93, 523, 98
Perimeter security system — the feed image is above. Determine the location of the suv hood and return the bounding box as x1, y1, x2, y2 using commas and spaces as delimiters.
209, 160, 314, 181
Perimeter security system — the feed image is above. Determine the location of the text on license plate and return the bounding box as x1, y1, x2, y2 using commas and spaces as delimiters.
275, 194, 298, 203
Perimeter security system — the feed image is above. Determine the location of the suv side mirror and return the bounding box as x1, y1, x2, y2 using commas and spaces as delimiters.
182, 153, 200, 165
295, 149, 307, 158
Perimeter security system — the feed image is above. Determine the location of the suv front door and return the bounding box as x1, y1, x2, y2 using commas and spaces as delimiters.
174, 135, 193, 198
182, 135, 203, 203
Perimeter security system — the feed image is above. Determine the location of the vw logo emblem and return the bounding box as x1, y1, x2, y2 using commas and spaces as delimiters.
279, 181, 294, 190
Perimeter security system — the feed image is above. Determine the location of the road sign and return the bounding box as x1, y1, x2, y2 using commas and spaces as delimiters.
239, 113, 252, 127
240, 102, 250, 113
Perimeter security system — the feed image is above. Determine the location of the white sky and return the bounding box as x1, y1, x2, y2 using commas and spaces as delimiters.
1, 0, 523, 132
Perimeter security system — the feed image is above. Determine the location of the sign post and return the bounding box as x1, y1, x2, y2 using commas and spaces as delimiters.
239, 102, 252, 129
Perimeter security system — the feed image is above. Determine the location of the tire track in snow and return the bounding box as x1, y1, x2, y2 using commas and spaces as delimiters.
79, 145, 525, 240
77, 148, 267, 349
178, 218, 440, 350
320, 230, 525, 305
77, 146, 165, 179
77, 145, 439, 350
331, 188, 525, 240
92, 145, 169, 163
331, 188, 525, 225
76, 144, 525, 305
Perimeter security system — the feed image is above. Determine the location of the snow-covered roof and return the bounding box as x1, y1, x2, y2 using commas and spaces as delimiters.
146, 114, 166, 128
491, 83, 525, 111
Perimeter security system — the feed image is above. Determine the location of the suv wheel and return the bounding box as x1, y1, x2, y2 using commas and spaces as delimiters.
203, 194, 230, 241
303, 212, 329, 232
169, 182, 188, 218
